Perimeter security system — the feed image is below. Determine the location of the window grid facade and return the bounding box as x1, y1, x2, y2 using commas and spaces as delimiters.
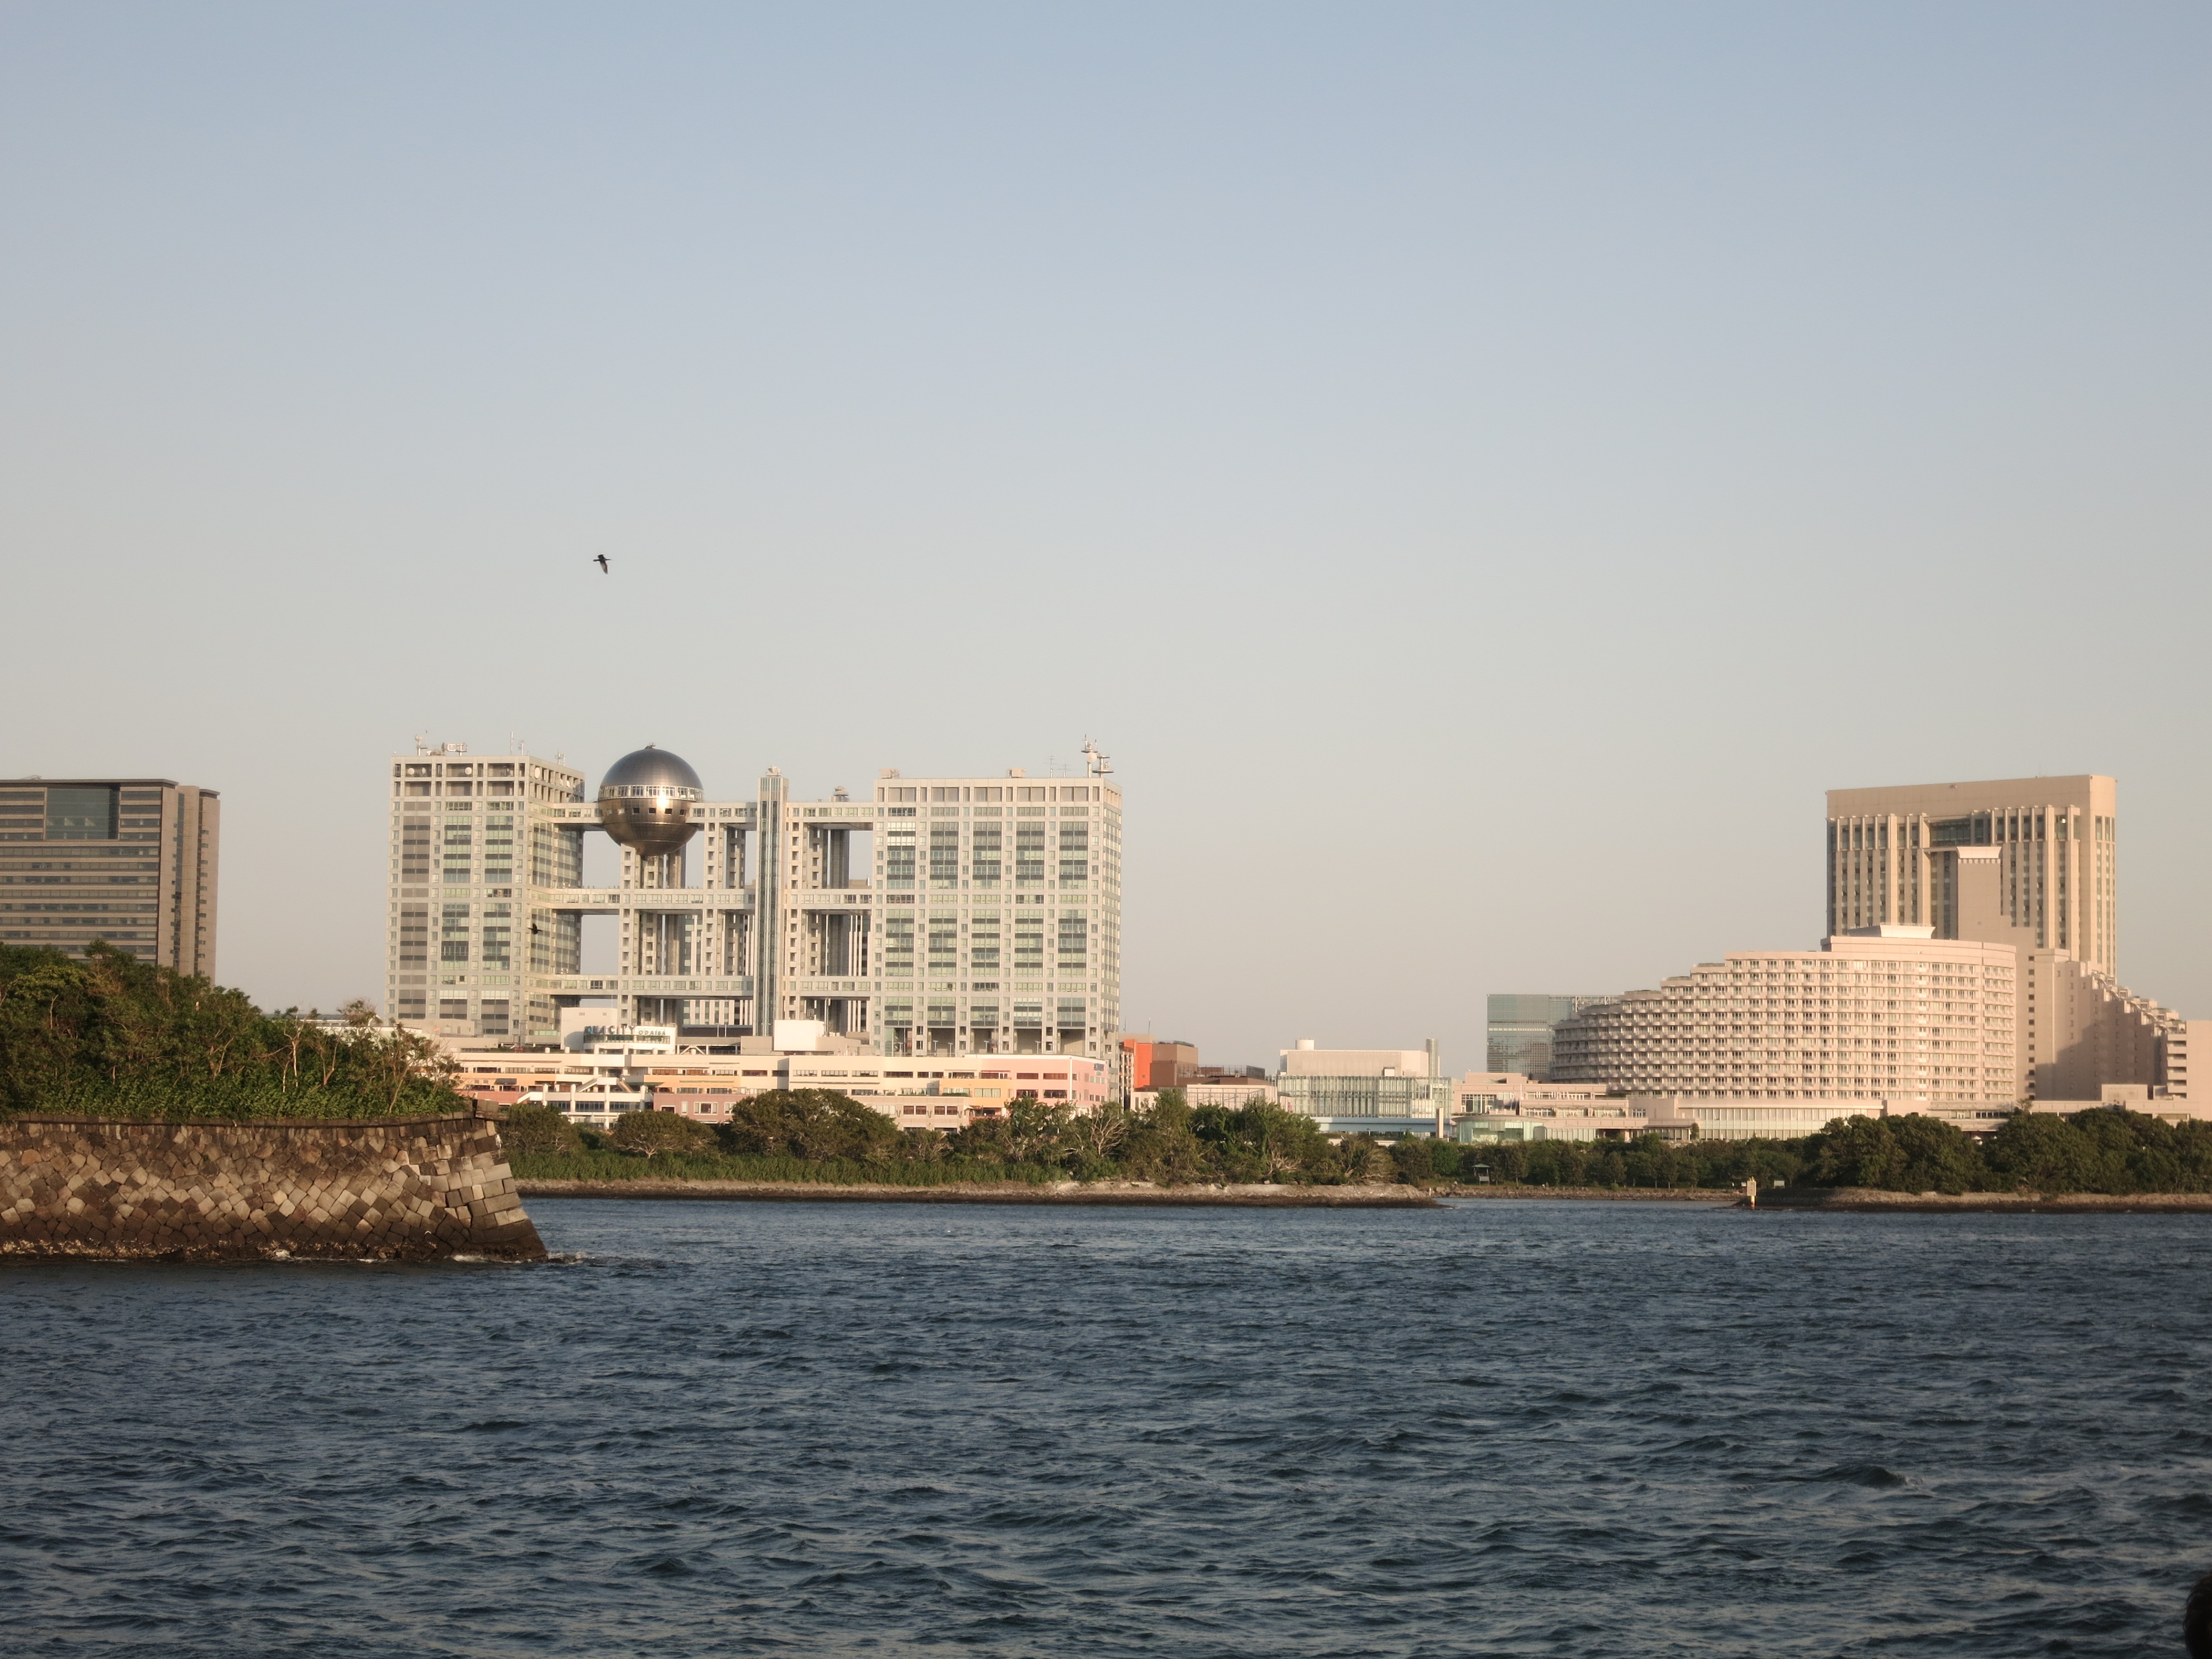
1552, 935, 2022, 1109
0, 778, 219, 975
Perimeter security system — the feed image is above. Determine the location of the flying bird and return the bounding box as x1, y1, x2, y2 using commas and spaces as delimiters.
594, 554, 610, 574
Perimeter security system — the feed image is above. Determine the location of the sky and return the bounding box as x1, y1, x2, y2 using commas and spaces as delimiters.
3, 2, 2208, 1071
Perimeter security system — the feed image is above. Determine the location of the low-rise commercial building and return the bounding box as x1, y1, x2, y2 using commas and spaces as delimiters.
1276, 1039, 1452, 1134
1454, 1096, 1852, 1145
441, 1022, 1113, 1130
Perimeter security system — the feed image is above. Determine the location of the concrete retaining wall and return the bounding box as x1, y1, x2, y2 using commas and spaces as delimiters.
0, 1114, 546, 1261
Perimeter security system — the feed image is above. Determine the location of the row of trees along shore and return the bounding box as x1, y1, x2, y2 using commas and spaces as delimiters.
7, 943, 2207, 1195
0, 943, 465, 1119
507, 1086, 2212, 1196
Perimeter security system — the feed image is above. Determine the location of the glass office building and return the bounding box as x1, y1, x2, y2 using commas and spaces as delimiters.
1486, 993, 1611, 1079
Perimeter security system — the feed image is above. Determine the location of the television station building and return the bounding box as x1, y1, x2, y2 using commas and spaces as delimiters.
385, 741, 1121, 1062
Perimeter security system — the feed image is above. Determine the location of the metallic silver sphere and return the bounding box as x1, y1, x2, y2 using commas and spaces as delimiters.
597, 745, 705, 856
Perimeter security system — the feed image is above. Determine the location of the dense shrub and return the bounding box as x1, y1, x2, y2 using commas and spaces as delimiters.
1801, 1114, 1984, 1194
0, 942, 464, 1119
1981, 1108, 2212, 1194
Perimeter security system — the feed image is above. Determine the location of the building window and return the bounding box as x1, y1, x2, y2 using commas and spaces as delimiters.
441, 904, 471, 963
46, 787, 117, 841
930, 828, 961, 883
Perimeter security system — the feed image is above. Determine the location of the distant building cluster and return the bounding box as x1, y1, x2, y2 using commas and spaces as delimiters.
12, 750, 2198, 1147
1470, 774, 2203, 1142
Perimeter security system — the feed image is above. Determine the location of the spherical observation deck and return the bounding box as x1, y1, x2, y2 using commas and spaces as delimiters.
597, 745, 705, 857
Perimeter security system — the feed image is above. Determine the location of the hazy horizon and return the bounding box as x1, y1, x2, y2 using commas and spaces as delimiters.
6, 3, 2208, 1070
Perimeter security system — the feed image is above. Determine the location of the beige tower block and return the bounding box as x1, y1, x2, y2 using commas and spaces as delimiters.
1827, 775, 2117, 976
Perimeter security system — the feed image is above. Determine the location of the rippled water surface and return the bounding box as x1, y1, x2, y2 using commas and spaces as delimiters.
7, 1197, 2212, 1656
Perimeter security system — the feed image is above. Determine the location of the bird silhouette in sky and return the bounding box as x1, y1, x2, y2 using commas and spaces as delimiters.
594, 554, 610, 574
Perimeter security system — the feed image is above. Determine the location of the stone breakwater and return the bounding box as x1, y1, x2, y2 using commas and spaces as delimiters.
519, 1178, 1438, 1208
0, 1114, 547, 1261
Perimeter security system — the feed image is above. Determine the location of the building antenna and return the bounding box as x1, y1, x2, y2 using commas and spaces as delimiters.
414, 732, 430, 755
1083, 737, 1113, 777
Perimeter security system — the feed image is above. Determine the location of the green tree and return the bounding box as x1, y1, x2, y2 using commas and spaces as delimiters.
1005, 1097, 1073, 1163
1886, 1114, 1985, 1193
1803, 1116, 1907, 1188
502, 1102, 584, 1156
612, 1109, 718, 1156
720, 1088, 902, 1161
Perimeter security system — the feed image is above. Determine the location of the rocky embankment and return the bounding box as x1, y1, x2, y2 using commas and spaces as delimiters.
1, 1114, 547, 1260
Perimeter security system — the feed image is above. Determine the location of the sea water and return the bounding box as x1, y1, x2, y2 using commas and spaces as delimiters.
4, 1197, 2209, 1657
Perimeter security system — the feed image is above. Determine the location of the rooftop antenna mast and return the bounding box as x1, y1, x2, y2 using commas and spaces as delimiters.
414, 732, 430, 755
1083, 737, 1113, 778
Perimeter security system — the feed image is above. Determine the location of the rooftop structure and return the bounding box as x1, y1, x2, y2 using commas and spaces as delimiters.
0, 777, 219, 975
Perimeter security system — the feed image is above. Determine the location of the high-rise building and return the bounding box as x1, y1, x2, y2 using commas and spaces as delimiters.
0, 778, 220, 975
1827, 775, 2118, 975
387, 742, 1122, 1057
1485, 993, 1613, 1078
386, 745, 588, 1040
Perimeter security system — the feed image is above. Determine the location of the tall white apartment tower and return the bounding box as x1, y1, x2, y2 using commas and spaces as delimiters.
386, 742, 1123, 1058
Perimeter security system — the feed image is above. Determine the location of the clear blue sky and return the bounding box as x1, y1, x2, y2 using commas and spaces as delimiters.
4, 3, 2208, 1068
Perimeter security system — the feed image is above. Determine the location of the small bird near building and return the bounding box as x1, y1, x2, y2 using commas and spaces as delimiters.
594, 554, 610, 574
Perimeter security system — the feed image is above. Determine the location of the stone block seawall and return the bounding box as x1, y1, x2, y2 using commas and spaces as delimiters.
0, 1114, 547, 1261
